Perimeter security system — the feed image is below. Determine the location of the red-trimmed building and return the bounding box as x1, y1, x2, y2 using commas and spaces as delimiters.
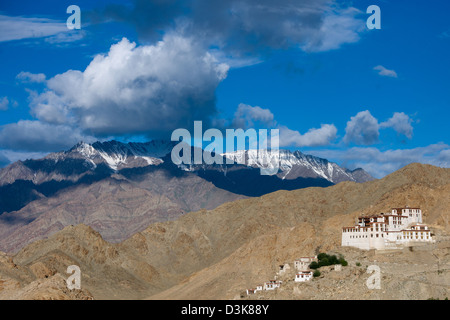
342, 207, 434, 250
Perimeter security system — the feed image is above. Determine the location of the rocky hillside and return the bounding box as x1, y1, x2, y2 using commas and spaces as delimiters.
0, 169, 246, 253
0, 163, 448, 300
0, 140, 374, 254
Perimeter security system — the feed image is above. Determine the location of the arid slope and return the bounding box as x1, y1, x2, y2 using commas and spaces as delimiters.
0, 163, 448, 299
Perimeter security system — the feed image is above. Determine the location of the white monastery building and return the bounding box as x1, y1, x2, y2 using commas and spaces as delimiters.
342, 207, 435, 250
295, 271, 313, 282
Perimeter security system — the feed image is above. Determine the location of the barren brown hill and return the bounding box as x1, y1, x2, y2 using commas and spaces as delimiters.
0, 163, 448, 299
3, 224, 169, 299
0, 169, 246, 254
147, 164, 450, 299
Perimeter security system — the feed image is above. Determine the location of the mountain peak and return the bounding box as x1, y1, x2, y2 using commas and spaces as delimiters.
1, 139, 375, 188
221, 148, 374, 184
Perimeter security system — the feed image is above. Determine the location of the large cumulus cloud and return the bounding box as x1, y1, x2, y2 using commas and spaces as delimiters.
380, 112, 414, 139
343, 110, 380, 145
30, 35, 229, 138
1, 0, 366, 157
343, 110, 415, 145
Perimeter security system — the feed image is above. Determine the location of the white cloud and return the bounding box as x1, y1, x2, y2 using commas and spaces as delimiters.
228, 0, 364, 53
309, 143, 450, 178
104, 0, 366, 57
373, 65, 398, 78
0, 120, 96, 152
301, 7, 365, 52
0, 97, 9, 111
279, 124, 337, 147
380, 112, 413, 139
0, 97, 18, 111
0, 14, 67, 42
28, 35, 229, 138
227, 103, 336, 148
2, 35, 229, 153
28, 89, 71, 125
343, 110, 380, 145
16, 71, 47, 83
343, 110, 414, 145
0, 149, 48, 168
232, 103, 275, 129
44, 30, 86, 45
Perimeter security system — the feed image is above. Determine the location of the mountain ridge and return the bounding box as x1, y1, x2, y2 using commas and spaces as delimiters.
0, 139, 375, 257
0, 139, 374, 214
0, 163, 447, 300
0, 139, 374, 187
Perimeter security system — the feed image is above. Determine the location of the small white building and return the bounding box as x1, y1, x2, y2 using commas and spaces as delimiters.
295, 271, 313, 282
246, 285, 264, 295
264, 280, 281, 290
342, 207, 435, 250
293, 256, 316, 282
294, 257, 317, 271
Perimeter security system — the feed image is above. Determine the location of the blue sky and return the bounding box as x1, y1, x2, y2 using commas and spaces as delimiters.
0, 0, 449, 178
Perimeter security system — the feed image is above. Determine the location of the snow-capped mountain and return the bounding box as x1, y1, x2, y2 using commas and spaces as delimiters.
51, 140, 176, 171
0, 140, 374, 187
0, 140, 374, 214
221, 149, 373, 184
0, 139, 375, 185
0, 140, 176, 188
